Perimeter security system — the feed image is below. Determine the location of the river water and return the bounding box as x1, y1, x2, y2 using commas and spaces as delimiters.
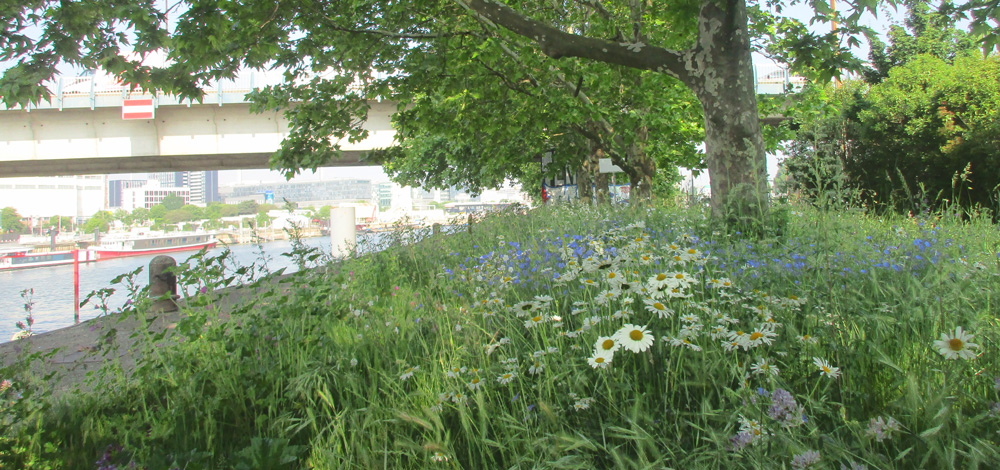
0, 236, 339, 341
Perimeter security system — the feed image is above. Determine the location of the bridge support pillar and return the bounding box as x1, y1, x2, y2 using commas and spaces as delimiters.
331, 207, 356, 259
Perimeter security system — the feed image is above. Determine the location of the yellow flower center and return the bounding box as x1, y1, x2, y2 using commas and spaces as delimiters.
629, 329, 644, 341
608, 272, 616, 278
531, 315, 542, 322
749, 332, 764, 341
472, 378, 480, 384
653, 302, 665, 310
789, 295, 799, 300
595, 357, 605, 364
802, 335, 811, 340
822, 366, 832, 374
656, 273, 667, 281
675, 273, 685, 279
602, 339, 615, 350
688, 249, 696, 254
948, 338, 964, 351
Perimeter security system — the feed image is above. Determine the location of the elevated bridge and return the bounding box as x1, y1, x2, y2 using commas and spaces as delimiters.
0, 66, 802, 178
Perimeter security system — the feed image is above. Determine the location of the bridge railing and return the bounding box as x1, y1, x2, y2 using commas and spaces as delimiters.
4, 65, 802, 112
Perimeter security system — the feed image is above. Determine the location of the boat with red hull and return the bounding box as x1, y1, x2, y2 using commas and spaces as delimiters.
1, 233, 217, 271
89, 233, 217, 260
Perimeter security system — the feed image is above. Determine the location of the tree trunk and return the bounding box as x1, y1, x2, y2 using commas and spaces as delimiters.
627, 124, 655, 204
577, 162, 594, 204
691, 0, 769, 221
591, 143, 610, 204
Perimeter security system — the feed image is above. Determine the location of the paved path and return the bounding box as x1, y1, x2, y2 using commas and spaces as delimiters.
0, 274, 291, 395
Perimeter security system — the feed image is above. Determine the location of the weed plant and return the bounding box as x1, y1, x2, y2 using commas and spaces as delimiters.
1, 202, 998, 469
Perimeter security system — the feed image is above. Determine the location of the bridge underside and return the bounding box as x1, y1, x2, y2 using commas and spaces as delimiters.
0, 151, 371, 178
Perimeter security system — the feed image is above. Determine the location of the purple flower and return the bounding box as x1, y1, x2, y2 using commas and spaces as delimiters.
729, 431, 753, 451
768, 388, 805, 427
791, 450, 821, 469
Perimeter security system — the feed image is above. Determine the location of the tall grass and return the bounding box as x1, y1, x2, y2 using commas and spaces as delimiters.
1, 202, 998, 469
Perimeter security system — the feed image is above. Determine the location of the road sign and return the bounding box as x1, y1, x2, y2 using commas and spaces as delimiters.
264, 190, 274, 204
122, 99, 154, 120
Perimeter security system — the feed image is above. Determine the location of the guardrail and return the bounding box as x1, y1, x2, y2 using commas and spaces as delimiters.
3, 65, 802, 112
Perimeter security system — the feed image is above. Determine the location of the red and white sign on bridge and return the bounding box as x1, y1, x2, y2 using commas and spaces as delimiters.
121, 99, 155, 120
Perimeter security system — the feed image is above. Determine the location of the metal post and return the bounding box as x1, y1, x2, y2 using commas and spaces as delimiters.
73, 250, 80, 323
149, 255, 178, 313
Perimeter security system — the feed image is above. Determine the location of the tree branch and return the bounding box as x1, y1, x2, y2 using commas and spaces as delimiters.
456, 0, 693, 84
320, 21, 476, 40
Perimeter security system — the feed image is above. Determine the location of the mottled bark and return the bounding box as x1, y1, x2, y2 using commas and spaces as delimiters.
592, 144, 610, 204
627, 125, 654, 204
577, 162, 594, 204
687, 0, 768, 219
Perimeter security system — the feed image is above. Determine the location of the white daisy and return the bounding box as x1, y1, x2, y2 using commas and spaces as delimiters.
587, 351, 613, 369
933, 326, 979, 360
813, 357, 841, 379
614, 324, 655, 353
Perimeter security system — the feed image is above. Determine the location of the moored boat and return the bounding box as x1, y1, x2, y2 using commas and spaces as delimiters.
88, 233, 217, 260
0, 247, 98, 271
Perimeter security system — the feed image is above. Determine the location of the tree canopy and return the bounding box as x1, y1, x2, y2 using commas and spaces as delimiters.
9, 0, 992, 217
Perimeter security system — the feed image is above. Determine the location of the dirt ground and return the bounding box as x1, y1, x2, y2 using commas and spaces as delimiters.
0, 277, 285, 395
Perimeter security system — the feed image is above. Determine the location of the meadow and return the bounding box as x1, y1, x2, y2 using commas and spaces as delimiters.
1, 201, 998, 469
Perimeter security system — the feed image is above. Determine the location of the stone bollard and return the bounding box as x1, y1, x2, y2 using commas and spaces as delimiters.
149, 255, 179, 313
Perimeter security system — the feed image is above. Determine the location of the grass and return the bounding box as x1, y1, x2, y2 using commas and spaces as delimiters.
1, 201, 999, 469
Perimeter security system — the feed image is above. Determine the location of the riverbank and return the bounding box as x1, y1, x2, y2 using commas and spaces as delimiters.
0, 269, 294, 395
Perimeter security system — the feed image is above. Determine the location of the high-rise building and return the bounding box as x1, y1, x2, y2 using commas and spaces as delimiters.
121, 180, 191, 211
170, 171, 220, 206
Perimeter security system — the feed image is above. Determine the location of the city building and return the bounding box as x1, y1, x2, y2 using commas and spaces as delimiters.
0, 176, 105, 222
120, 180, 191, 211
374, 182, 393, 210
107, 179, 148, 208
220, 179, 373, 206
176, 171, 220, 205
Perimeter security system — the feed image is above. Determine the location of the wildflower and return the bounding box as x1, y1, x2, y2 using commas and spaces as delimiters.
350, 358, 358, 367
664, 335, 701, 351
0, 379, 11, 393
587, 351, 613, 369
730, 431, 754, 451
866, 416, 900, 442
400, 366, 419, 381
594, 336, 620, 354
933, 326, 979, 360
751, 358, 779, 377
511, 300, 539, 317
813, 357, 841, 379
768, 388, 804, 427
446, 366, 467, 378
431, 451, 449, 462
528, 361, 545, 375
467, 377, 483, 390
798, 334, 817, 344
791, 450, 821, 469
614, 324, 654, 353
573, 397, 595, 410
745, 325, 777, 348
497, 372, 516, 384
738, 416, 767, 440
524, 314, 547, 329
